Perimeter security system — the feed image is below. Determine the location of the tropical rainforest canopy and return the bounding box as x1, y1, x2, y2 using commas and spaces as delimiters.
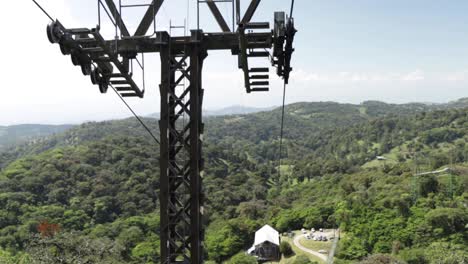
0, 99, 467, 263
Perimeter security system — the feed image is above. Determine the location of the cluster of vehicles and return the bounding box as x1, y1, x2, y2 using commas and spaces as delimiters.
301, 228, 329, 241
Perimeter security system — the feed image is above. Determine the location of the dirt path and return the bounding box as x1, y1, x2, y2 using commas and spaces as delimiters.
293, 234, 328, 262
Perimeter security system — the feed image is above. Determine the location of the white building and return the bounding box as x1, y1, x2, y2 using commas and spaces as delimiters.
247, 225, 281, 261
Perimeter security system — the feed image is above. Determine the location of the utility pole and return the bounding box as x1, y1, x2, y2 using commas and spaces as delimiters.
43, 0, 296, 263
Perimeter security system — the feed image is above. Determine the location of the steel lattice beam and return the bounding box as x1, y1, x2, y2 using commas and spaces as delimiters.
44, 1, 296, 261
104, 32, 272, 54
104, 0, 130, 37
134, 0, 164, 36
240, 0, 261, 25
206, 0, 231, 32
159, 30, 206, 264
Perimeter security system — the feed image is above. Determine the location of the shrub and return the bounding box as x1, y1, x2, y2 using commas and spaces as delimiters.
280, 241, 294, 257
292, 255, 316, 264
228, 252, 257, 264
358, 254, 405, 264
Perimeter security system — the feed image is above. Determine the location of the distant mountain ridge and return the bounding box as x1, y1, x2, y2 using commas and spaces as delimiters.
0, 98, 466, 153
360, 97, 468, 113
204, 105, 276, 116
0, 124, 73, 150
205, 97, 468, 119
148, 105, 275, 118
0, 97, 466, 263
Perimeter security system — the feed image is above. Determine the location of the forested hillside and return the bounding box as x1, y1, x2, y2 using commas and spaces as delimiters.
0, 101, 467, 263
0, 125, 72, 151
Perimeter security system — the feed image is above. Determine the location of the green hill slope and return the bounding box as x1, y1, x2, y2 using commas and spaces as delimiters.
0, 102, 466, 263
0, 124, 72, 150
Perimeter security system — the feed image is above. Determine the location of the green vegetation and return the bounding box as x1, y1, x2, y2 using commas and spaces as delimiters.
0, 101, 467, 263
357, 254, 404, 264
293, 255, 318, 264
299, 239, 332, 253
0, 124, 72, 150
227, 252, 258, 264
280, 233, 324, 264
280, 241, 294, 257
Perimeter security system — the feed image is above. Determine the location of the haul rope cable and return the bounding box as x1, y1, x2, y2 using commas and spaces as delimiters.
278, 0, 295, 181
32, 0, 54, 22
31, 0, 160, 145
109, 84, 160, 144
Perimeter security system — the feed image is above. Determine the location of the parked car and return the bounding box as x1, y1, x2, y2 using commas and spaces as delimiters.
305, 234, 311, 239
318, 249, 328, 254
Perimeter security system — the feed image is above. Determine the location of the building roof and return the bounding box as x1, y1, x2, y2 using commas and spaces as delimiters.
247, 246, 256, 254
253, 224, 280, 246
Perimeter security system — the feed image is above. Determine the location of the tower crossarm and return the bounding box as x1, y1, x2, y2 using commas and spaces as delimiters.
134, 0, 165, 36
47, 21, 145, 97
102, 31, 273, 54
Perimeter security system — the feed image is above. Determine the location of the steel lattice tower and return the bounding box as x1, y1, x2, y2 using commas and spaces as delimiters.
43, 0, 296, 262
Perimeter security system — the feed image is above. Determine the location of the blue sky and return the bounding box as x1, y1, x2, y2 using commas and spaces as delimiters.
295, 0, 468, 71
0, 0, 467, 124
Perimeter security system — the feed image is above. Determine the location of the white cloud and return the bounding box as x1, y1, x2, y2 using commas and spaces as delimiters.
292, 69, 429, 83
401, 70, 425, 81
0, 2, 467, 125
442, 70, 468, 81
0, 1, 165, 125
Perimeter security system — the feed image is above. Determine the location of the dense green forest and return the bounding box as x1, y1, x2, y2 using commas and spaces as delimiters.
0, 125, 72, 151
0, 100, 467, 263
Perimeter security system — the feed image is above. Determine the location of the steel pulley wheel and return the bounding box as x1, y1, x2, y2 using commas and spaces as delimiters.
59, 43, 71, 55
81, 64, 91, 75
46, 22, 60, 44
59, 34, 72, 55
71, 53, 80, 66
90, 69, 101, 85
71, 54, 79, 66
98, 81, 108, 94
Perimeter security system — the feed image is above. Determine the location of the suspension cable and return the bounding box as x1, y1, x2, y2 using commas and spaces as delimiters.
109, 84, 160, 145
32, 0, 54, 21
277, 82, 287, 181
278, 0, 295, 181
290, 0, 295, 18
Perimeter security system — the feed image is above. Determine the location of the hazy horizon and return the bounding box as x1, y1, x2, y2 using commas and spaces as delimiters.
1, 97, 466, 126
1, 0, 468, 125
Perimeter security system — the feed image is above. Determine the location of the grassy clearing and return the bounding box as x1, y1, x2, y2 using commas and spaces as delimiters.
358, 107, 367, 115
223, 116, 245, 123
276, 232, 325, 264
298, 238, 332, 253
362, 141, 409, 169
279, 165, 294, 176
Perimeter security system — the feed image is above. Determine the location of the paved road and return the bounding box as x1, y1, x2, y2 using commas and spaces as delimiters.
293, 234, 328, 262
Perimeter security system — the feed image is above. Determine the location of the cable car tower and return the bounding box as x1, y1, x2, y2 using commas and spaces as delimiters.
43, 0, 296, 262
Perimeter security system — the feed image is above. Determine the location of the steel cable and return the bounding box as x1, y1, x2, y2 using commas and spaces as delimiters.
109, 84, 160, 145
278, 0, 295, 181
31, 0, 160, 146
32, 0, 54, 21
